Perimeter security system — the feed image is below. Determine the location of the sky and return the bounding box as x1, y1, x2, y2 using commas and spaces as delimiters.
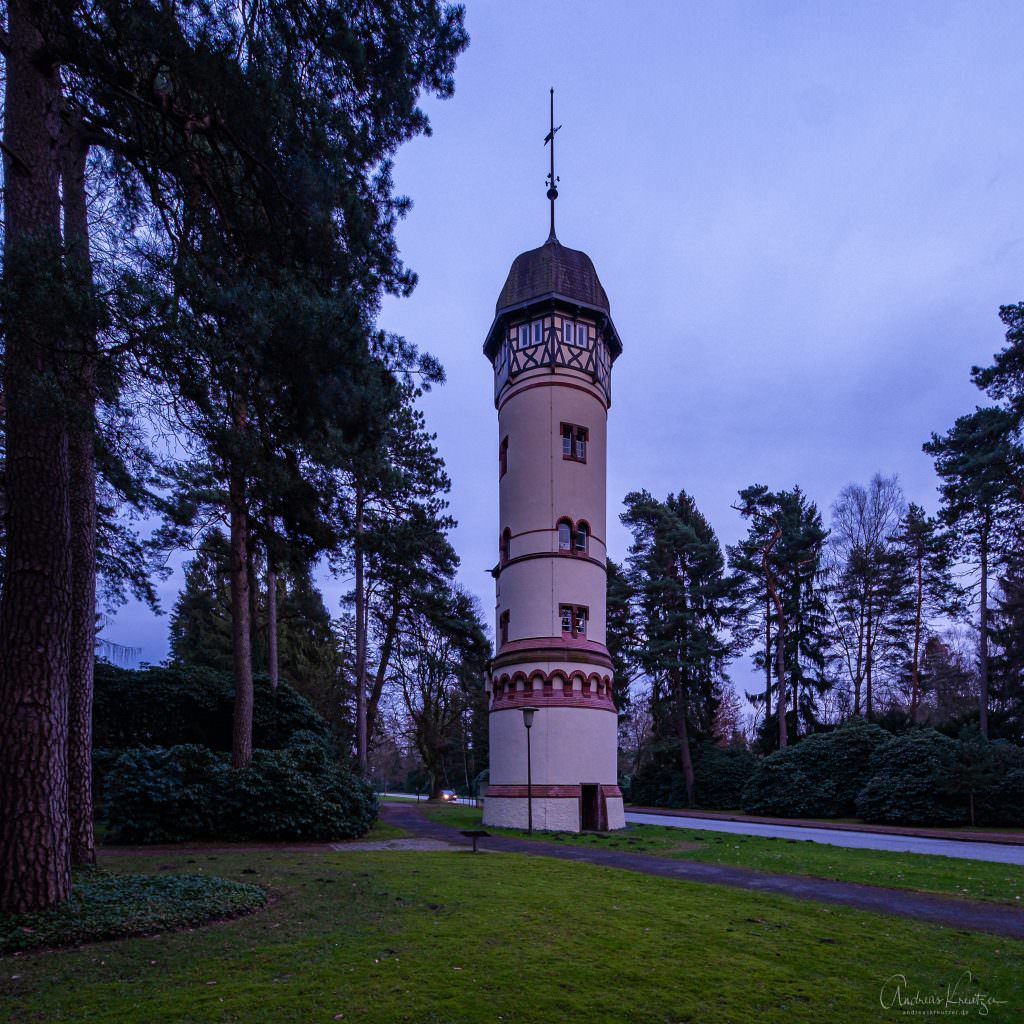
108, 1, 1024, 688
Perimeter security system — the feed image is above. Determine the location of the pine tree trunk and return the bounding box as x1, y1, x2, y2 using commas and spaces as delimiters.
978, 523, 990, 739
775, 622, 788, 748
353, 485, 368, 772
764, 591, 772, 723
266, 564, 278, 692
675, 686, 696, 806
0, 1, 73, 913
865, 593, 874, 720
229, 403, 254, 769
910, 553, 923, 722
366, 600, 400, 750
62, 118, 97, 867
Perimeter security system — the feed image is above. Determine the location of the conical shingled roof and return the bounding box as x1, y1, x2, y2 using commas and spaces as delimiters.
495, 235, 610, 315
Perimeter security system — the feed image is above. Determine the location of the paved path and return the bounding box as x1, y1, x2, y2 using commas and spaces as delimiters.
381, 804, 1024, 941
626, 811, 1024, 865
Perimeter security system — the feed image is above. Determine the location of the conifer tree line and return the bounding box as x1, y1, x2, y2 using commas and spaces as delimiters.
0, 1, 479, 914
614, 310, 1024, 798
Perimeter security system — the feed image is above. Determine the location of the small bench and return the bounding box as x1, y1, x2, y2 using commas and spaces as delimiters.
460, 830, 490, 853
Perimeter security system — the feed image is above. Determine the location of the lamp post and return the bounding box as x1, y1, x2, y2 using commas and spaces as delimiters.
521, 706, 539, 834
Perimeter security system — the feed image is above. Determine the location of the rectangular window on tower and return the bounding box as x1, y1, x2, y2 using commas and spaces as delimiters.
499, 436, 508, 478
499, 610, 510, 646
517, 324, 530, 350
533, 320, 543, 345
559, 604, 588, 638
561, 423, 588, 462
577, 322, 589, 348
563, 320, 573, 346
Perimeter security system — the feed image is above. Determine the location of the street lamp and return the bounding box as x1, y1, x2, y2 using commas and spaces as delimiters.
521, 706, 539, 834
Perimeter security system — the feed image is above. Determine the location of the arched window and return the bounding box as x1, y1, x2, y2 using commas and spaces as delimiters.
557, 519, 572, 552
500, 528, 511, 564
574, 521, 589, 554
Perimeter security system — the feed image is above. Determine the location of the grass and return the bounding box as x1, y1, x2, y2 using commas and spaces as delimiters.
2, 848, 1021, 1023
0, 870, 266, 954
359, 817, 410, 842
422, 804, 1024, 905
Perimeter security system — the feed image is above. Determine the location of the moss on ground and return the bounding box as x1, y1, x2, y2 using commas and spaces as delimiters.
0, 869, 266, 954
422, 804, 1024, 905
1, 850, 1019, 1023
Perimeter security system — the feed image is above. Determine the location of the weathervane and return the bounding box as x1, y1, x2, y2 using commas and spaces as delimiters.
543, 87, 561, 240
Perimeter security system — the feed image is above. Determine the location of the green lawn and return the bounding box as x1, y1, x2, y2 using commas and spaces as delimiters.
422, 804, 1024, 905
2, 849, 1020, 1023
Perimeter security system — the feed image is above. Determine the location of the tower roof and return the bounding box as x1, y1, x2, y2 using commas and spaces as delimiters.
495, 236, 610, 315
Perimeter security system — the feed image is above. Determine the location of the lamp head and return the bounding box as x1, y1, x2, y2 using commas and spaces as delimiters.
521, 706, 539, 730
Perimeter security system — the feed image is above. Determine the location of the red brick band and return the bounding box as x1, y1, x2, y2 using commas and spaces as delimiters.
490, 688, 616, 713
490, 668, 617, 712
485, 784, 623, 799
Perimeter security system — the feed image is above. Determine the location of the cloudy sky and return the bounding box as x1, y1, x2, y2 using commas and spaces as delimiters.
110, 1, 1024, 687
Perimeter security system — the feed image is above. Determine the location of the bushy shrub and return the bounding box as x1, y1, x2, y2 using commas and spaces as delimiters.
104, 733, 376, 843
741, 749, 837, 818
966, 740, 1024, 827
741, 719, 889, 818
93, 663, 327, 751
692, 745, 756, 809
855, 730, 967, 826
103, 745, 227, 842
979, 769, 1024, 827
625, 742, 755, 809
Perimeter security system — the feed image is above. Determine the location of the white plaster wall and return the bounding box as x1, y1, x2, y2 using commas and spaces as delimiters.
497, 556, 607, 644
489, 706, 618, 785
605, 797, 626, 831
483, 796, 580, 832
498, 378, 608, 548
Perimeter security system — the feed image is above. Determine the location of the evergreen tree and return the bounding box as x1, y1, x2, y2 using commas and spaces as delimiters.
890, 504, 963, 721
0, 0, 74, 914
168, 530, 234, 674
605, 557, 638, 718
393, 586, 488, 800
924, 408, 1021, 737
989, 547, 1024, 742
621, 489, 735, 804
733, 485, 828, 747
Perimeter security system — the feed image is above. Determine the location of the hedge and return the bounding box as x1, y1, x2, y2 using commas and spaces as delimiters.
741, 719, 890, 818
627, 742, 756, 809
93, 662, 327, 752
102, 732, 377, 843
855, 730, 967, 826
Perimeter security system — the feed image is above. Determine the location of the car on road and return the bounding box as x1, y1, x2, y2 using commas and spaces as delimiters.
440, 790, 459, 803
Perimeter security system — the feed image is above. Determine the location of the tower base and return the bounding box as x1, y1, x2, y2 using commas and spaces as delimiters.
483, 785, 625, 832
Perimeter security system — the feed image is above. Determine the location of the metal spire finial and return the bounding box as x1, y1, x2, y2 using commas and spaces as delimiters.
543, 87, 561, 241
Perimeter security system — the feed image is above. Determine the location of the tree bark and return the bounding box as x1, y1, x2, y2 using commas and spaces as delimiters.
978, 521, 990, 739
865, 591, 874, 720
675, 682, 696, 806
266, 562, 278, 691
353, 484, 368, 772
0, 1, 73, 913
229, 401, 254, 769
774, 618, 787, 748
366, 598, 400, 750
62, 115, 97, 867
761, 524, 787, 748
764, 591, 772, 724
910, 551, 924, 722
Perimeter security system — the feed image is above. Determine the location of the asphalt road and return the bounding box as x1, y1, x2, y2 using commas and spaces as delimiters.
625, 811, 1024, 865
